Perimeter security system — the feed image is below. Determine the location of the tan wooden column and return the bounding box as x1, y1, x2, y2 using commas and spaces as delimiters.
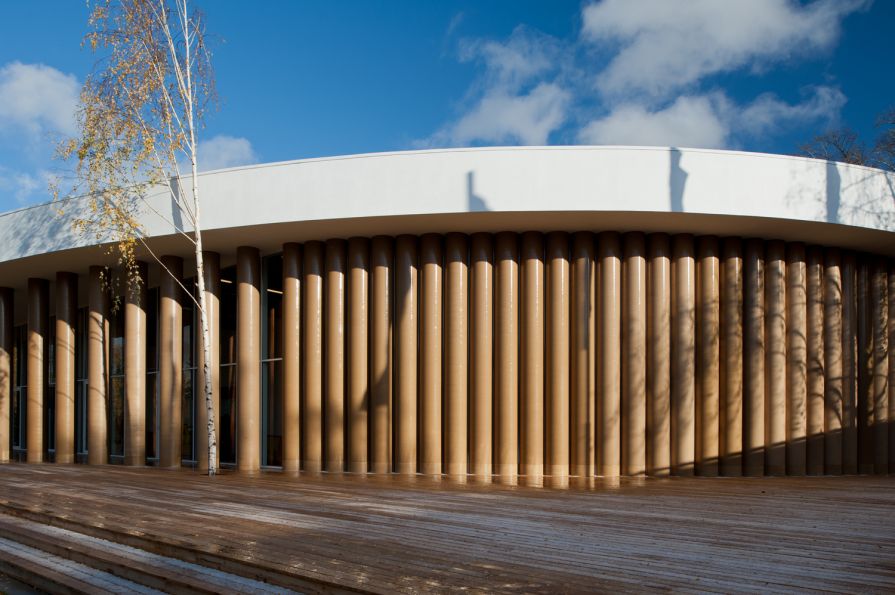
302, 242, 324, 472
547, 232, 570, 479
889, 262, 895, 474
395, 235, 418, 475
0, 287, 11, 462
672, 235, 696, 476
648, 234, 671, 477
470, 233, 493, 478
823, 249, 843, 475
370, 236, 393, 474
88, 266, 109, 465
720, 239, 742, 476
841, 252, 858, 474
237, 247, 261, 473
622, 233, 646, 477
55, 273, 77, 465
572, 232, 595, 478
765, 242, 787, 476
282, 245, 301, 473
696, 237, 720, 477
124, 262, 148, 466
857, 258, 873, 473
495, 233, 519, 479
348, 237, 369, 474
598, 232, 621, 478
158, 257, 183, 469
521, 232, 544, 479
325, 240, 347, 472
786, 244, 807, 475
444, 233, 468, 477
323, 239, 347, 471
871, 258, 889, 474
197, 252, 221, 473
743, 239, 765, 477
806, 247, 825, 475
26, 278, 48, 463
420, 234, 443, 476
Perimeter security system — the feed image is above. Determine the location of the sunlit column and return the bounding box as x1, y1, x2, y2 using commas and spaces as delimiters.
55, 273, 77, 465
124, 262, 147, 466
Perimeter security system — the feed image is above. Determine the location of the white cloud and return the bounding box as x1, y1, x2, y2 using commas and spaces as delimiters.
437, 83, 570, 146
0, 62, 79, 139
582, 0, 868, 99
738, 86, 846, 137
196, 135, 258, 172
579, 94, 730, 148
423, 27, 570, 147
0, 166, 53, 206
579, 86, 845, 149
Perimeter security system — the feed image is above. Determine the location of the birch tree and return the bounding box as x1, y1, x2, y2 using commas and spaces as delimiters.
57, 0, 219, 475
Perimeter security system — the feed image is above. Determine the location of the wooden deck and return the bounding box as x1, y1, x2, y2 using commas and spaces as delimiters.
0, 464, 893, 593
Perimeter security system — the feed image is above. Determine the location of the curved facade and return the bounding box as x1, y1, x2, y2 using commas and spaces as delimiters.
0, 146, 894, 478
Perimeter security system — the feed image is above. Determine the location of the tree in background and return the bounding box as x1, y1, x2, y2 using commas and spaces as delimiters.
800, 105, 895, 171
56, 0, 218, 475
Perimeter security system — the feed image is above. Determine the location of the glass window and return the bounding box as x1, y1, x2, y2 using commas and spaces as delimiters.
146, 287, 159, 461
182, 279, 197, 463
46, 317, 56, 455
108, 305, 125, 458
262, 254, 284, 467
219, 265, 237, 465
12, 325, 27, 453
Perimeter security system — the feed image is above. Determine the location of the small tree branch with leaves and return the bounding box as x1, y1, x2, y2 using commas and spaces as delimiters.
57, 0, 219, 475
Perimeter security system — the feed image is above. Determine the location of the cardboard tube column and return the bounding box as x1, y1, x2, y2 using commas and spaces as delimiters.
889, 263, 895, 474
743, 239, 765, 477
622, 233, 646, 477
370, 236, 393, 474
55, 273, 77, 465
26, 278, 48, 463
572, 232, 595, 478
302, 242, 324, 472
420, 234, 443, 476
871, 258, 889, 474
445, 233, 468, 477
648, 234, 671, 477
521, 232, 544, 479
824, 249, 843, 475
395, 235, 418, 475
87, 267, 110, 466
599, 232, 622, 478
765, 242, 787, 476
842, 253, 858, 474
495, 233, 519, 479
696, 237, 720, 477
124, 262, 147, 466
720, 239, 743, 476
348, 238, 369, 474
237, 246, 261, 473
282, 244, 301, 473
158, 257, 182, 469
857, 259, 873, 473
470, 233, 493, 478
786, 244, 807, 475
325, 239, 347, 472
547, 232, 570, 479
0, 288, 10, 462
806, 247, 825, 475
672, 236, 696, 476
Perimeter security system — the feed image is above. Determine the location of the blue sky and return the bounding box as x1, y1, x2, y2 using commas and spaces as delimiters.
0, 0, 892, 212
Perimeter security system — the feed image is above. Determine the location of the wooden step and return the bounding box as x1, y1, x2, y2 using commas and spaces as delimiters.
0, 534, 163, 595
0, 514, 293, 595
0, 503, 361, 594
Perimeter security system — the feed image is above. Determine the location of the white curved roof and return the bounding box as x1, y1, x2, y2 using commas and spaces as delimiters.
1, 146, 893, 288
